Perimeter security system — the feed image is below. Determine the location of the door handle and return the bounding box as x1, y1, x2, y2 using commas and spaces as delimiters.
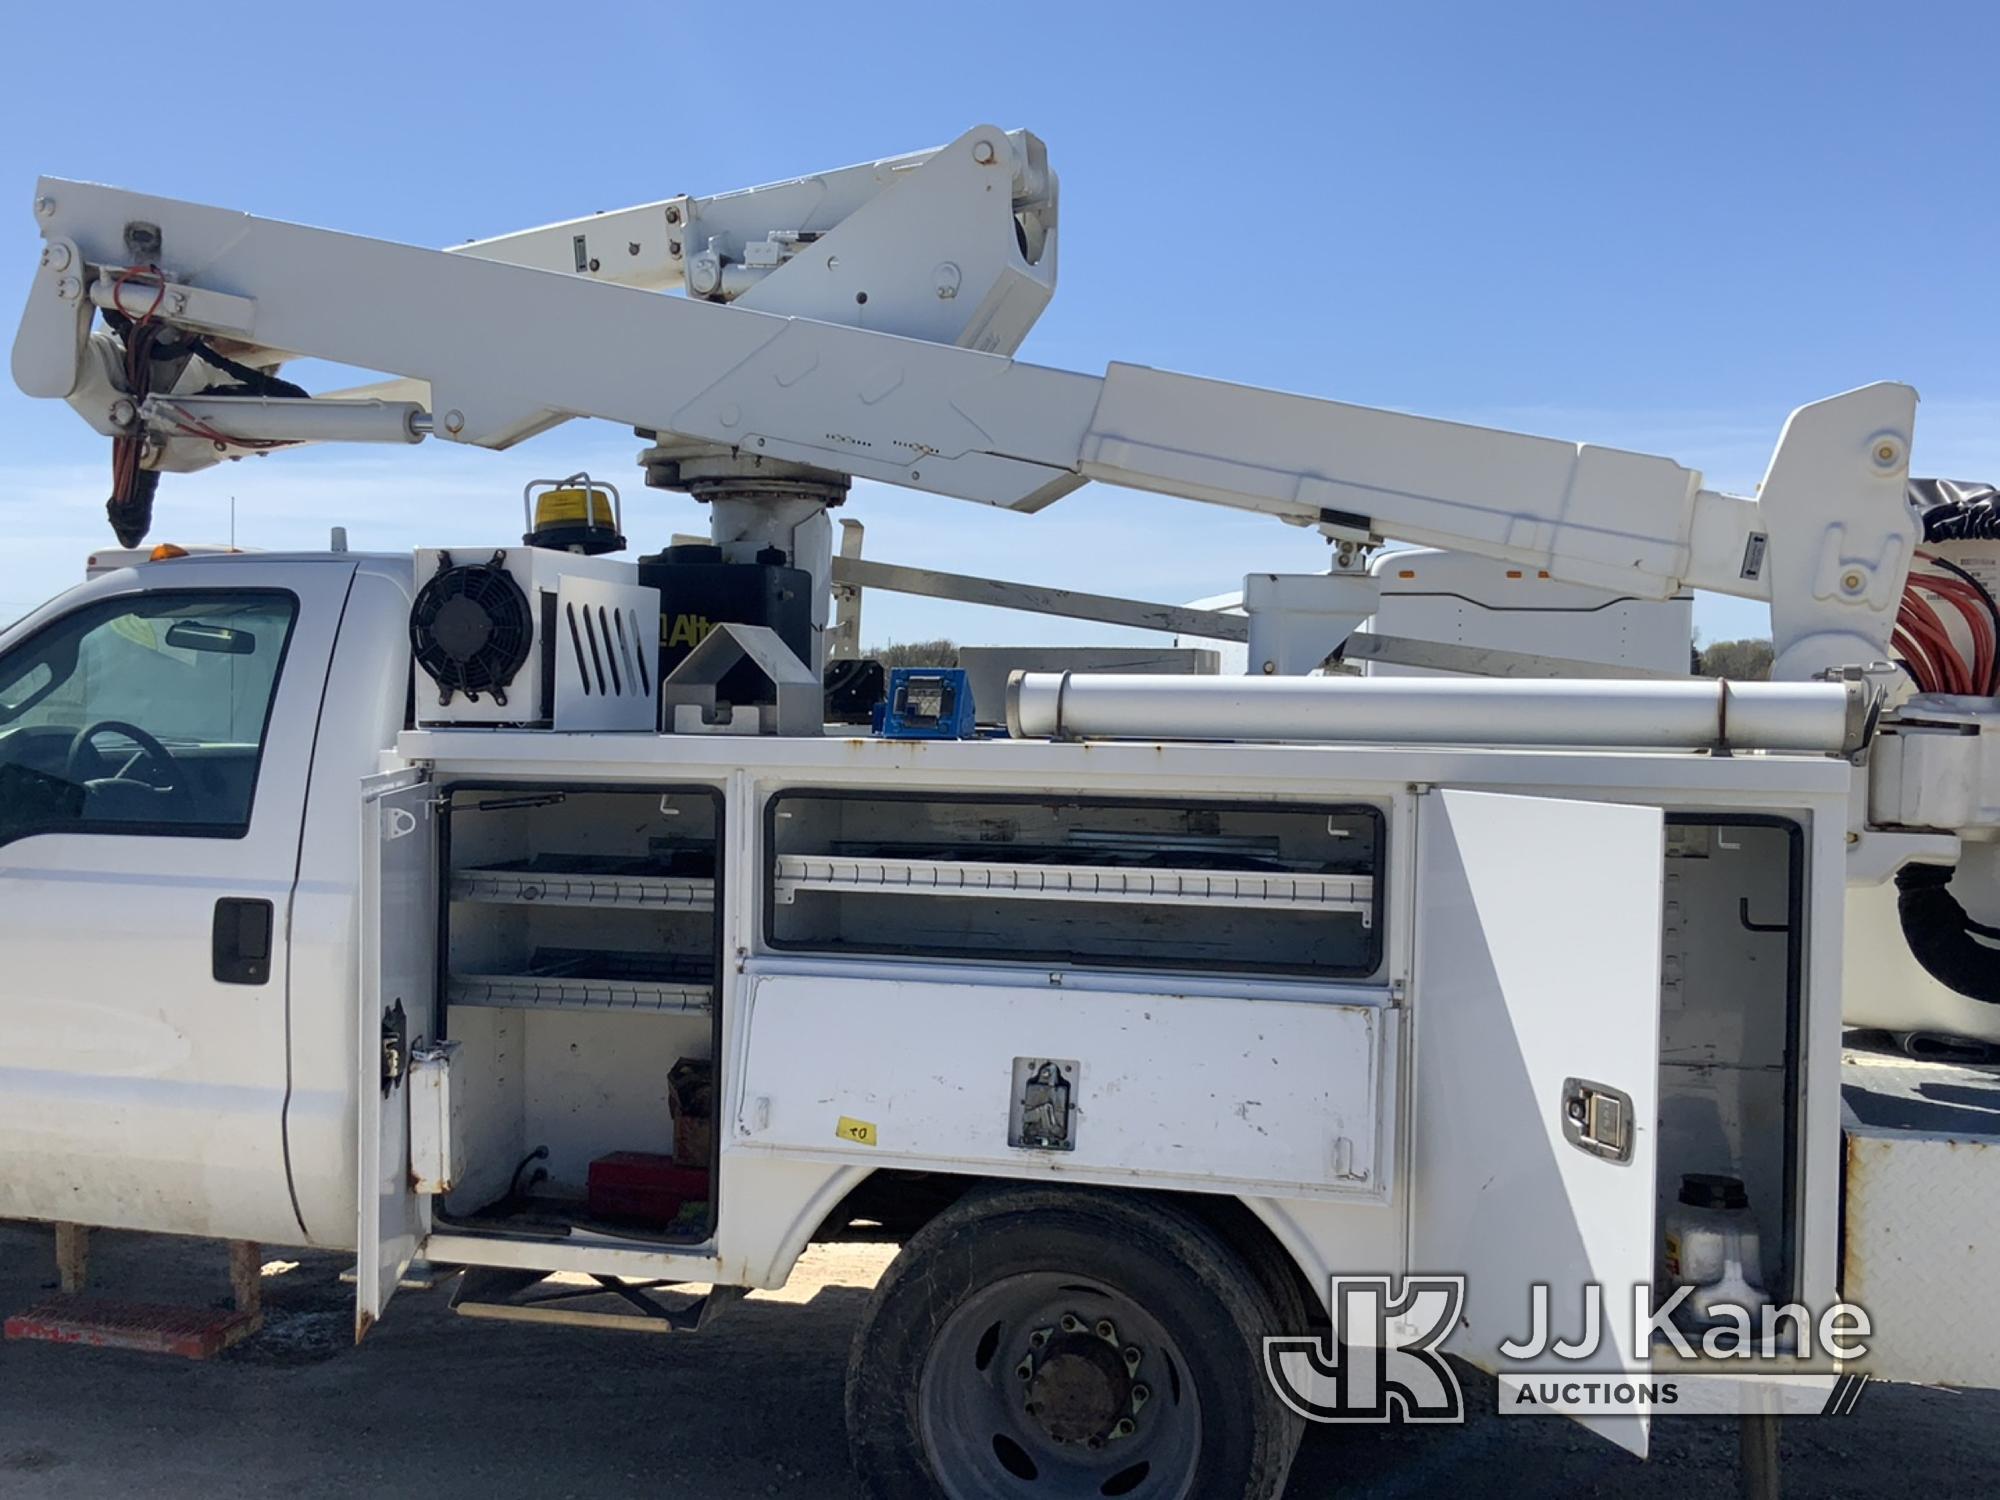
1561, 1077, 1634, 1164
212, 898, 275, 985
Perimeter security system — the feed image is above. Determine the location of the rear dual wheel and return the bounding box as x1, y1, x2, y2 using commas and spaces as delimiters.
846, 1186, 1304, 1499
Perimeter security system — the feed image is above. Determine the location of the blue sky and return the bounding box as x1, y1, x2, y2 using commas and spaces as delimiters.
2, 2, 1994, 646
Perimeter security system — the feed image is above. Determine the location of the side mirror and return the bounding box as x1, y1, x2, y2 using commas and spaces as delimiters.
165, 620, 257, 656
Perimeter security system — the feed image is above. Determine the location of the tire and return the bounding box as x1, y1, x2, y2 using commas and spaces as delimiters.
845, 1184, 1304, 1500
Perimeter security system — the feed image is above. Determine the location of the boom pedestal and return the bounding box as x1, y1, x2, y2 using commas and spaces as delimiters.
638, 441, 848, 674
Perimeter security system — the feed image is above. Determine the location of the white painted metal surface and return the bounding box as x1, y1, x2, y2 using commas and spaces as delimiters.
1753, 389, 1921, 681
279, 558, 417, 1247
452, 127, 1055, 352
408, 1042, 464, 1197
1243, 571, 1379, 676
1843, 847, 2000, 1045
1008, 671, 1859, 752
550, 572, 659, 732
1842, 1049, 2000, 1387
734, 967, 1396, 1202
1175, 582, 1688, 681
1410, 789, 1665, 1458
1867, 698, 2000, 835
517, 1007, 707, 1191
356, 770, 436, 1339
0, 556, 355, 1245
1362, 547, 1694, 679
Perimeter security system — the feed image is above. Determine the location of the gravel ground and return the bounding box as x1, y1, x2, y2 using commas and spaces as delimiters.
0, 1221, 1991, 1498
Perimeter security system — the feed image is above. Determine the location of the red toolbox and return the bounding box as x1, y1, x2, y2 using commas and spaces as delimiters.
586, 1152, 711, 1228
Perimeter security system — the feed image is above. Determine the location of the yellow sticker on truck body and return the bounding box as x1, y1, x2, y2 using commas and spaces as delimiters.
835, 1116, 878, 1147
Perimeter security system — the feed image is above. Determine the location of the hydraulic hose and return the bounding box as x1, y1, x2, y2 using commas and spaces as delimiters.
1896, 863, 2000, 1005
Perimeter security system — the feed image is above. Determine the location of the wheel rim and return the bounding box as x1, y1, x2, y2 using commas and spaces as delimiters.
916, 1271, 1201, 1500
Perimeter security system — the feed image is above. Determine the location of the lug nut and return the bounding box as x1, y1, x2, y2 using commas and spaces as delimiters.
1016, 1359, 1035, 1381
1131, 1385, 1150, 1409
1060, 1315, 1082, 1333
1029, 1329, 1050, 1348
1111, 1419, 1136, 1440
1122, 1346, 1142, 1371
1094, 1319, 1116, 1341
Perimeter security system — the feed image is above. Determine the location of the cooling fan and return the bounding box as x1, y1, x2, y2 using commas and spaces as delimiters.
409, 550, 535, 706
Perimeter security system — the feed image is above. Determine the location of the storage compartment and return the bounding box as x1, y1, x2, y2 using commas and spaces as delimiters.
737, 969, 1395, 1200
1654, 817, 1802, 1308
739, 790, 1393, 1199
765, 791, 1384, 978
434, 785, 722, 1244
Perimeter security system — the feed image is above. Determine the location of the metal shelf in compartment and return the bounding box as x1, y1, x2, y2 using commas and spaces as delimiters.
447, 949, 714, 1016
452, 854, 715, 914
771, 854, 1374, 925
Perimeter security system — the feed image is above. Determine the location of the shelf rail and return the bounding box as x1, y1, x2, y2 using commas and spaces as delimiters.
771, 853, 1373, 925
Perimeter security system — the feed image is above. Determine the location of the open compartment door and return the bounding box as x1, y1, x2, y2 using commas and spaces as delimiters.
1411, 789, 1663, 1456
356, 770, 437, 1341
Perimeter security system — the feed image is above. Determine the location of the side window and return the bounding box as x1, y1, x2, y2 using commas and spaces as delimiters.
766, 791, 1385, 978
0, 590, 298, 842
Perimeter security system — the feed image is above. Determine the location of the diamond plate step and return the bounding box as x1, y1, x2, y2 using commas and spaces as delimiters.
4, 1298, 263, 1360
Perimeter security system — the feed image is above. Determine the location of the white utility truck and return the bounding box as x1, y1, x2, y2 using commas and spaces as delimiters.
5, 129, 1999, 1499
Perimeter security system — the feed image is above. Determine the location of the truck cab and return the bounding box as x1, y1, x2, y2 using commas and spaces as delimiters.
0, 551, 412, 1246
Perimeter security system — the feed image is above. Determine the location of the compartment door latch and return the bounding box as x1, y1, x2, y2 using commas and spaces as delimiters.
380, 1000, 409, 1098
1011, 1057, 1078, 1152
1561, 1077, 1634, 1164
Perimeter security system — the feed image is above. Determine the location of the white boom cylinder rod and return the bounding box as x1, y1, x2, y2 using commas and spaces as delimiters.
1006, 673, 1863, 754
141, 395, 428, 446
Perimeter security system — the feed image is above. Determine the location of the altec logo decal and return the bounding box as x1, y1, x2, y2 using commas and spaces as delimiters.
1263, 1276, 1466, 1423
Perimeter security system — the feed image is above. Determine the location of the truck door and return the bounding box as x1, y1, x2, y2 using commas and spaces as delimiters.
356, 770, 437, 1340
1410, 788, 1664, 1458
0, 564, 355, 1245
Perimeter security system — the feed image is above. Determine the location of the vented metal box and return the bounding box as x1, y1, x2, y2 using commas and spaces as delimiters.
410, 547, 661, 730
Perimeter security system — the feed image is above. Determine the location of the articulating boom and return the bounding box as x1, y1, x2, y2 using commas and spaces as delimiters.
14, 125, 1920, 682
